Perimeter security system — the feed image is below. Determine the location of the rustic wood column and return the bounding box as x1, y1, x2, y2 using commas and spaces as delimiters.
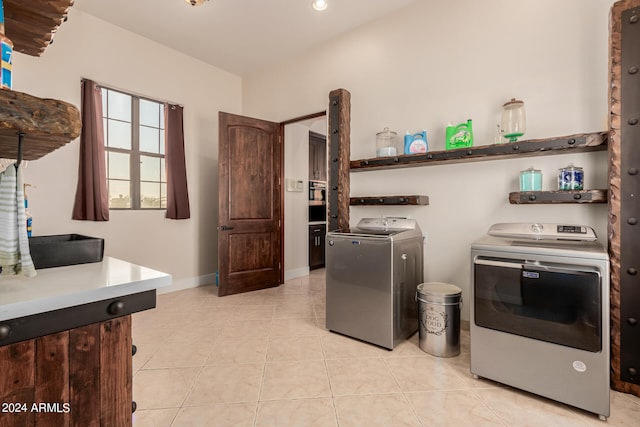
609, 0, 640, 397
328, 89, 351, 231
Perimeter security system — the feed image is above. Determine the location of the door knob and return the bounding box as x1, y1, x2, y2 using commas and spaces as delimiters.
219, 225, 234, 231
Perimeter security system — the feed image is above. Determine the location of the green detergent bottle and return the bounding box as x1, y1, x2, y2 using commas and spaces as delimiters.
445, 119, 473, 150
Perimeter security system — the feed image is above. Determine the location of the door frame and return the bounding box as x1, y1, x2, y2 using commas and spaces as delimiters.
279, 110, 327, 283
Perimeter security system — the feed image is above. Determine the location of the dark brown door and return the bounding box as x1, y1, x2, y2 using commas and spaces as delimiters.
218, 112, 282, 296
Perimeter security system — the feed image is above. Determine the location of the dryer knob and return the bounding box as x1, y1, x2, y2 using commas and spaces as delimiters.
328, 240, 334, 246
531, 223, 544, 233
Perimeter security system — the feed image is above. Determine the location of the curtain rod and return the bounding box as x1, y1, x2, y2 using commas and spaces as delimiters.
81, 77, 184, 107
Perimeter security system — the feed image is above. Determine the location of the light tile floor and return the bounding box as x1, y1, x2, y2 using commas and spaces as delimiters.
132, 269, 640, 426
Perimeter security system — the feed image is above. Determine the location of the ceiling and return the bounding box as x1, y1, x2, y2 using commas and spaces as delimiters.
72, 0, 417, 76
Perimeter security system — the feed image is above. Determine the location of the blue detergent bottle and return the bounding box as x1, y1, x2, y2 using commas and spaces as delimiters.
404, 131, 428, 154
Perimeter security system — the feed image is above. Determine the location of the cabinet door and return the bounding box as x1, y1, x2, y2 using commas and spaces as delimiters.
309, 225, 326, 270
309, 132, 327, 181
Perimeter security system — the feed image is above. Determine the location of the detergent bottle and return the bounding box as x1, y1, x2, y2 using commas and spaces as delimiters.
445, 119, 474, 150
0, 0, 14, 89
404, 131, 428, 154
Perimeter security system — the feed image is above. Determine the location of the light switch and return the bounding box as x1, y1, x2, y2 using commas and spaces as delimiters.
286, 178, 304, 192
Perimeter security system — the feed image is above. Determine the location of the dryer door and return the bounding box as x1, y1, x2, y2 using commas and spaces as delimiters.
474, 258, 602, 352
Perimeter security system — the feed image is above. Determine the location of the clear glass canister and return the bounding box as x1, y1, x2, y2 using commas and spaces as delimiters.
501, 98, 526, 142
376, 127, 398, 157
558, 165, 584, 191
520, 167, 542, 191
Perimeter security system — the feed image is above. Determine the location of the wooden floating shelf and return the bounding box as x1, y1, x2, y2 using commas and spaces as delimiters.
509, 190, 608, 204
4, 0, 75, 57
350, 195, 429, 206
0, 89, 81, 161
351, 132, 608, 172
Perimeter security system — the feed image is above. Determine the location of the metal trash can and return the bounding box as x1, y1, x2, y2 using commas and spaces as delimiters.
416, 282, 462, 357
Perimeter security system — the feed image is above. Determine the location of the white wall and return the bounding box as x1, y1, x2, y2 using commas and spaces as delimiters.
12, 8, 242, 291
243, 0, 615, 320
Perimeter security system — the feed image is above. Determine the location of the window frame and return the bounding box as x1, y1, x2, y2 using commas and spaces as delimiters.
101, 85, 167, 211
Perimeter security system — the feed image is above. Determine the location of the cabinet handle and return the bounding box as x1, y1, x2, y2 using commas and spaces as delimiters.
108, 301, 125, 315
0, 324, 10, 340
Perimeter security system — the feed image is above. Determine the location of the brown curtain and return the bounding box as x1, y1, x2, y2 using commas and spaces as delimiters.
165, 104, 190, 219
72, 79, 109, 221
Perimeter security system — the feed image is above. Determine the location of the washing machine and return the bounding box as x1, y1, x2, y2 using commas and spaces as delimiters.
326, 217, 424, 350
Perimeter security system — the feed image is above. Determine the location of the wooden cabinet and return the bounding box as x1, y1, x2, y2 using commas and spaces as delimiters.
309, 131, 327, 181
0, 317, 133, 427
309, 224, 326, 270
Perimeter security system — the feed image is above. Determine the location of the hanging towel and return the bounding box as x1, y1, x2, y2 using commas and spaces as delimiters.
0, 164, 36, 277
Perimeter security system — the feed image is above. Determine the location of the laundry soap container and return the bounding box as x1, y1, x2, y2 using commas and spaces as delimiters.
416, 282, 462, 357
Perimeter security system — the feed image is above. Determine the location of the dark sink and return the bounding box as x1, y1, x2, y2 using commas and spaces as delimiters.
28, 234, 105, 269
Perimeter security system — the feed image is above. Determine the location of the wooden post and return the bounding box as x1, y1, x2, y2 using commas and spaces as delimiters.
328, 89, 351, 231
609, 0, 640, 397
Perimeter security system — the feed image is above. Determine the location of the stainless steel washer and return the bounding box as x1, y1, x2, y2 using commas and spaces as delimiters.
326, 217, 424, 350
471, 223, 610, 420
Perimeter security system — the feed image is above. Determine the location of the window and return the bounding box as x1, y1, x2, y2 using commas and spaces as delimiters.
101, 87, 167, 209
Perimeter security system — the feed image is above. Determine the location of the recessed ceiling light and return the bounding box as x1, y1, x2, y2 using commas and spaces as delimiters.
185, 0, 209, 6
312, 0, 328, 12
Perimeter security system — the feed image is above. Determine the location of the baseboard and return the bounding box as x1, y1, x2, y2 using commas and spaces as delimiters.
285, 267, 310, 281
157, 273, 216, 295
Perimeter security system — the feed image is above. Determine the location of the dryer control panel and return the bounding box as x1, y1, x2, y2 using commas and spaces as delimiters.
488, 223, 597, 241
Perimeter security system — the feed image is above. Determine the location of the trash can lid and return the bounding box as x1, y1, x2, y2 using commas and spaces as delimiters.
417, 282, 462, 297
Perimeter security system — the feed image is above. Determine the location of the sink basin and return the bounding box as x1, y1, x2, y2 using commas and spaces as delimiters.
28, 234, 104, 269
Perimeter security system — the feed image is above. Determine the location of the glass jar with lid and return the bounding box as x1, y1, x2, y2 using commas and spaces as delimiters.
501, 98, 526, 142
376, 127, 399, 157
520, 167, 542, 191
558, 165, 584, 191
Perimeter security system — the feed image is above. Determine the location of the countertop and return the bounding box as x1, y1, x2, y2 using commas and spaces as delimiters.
0, 257, 171, 322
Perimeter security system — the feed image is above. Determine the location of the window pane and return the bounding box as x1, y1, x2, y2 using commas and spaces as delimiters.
108, 152, 130, 180
108, 180, 131, 208
107, 90, 131, 121
140, 99, 160, 127
160, 158, 166, 182
140, 182, 161, 208
160, 129, 165, 155
161, 183, 167, 209
140, 126, 160, 153
101, 88, 107, 117
160, 105, 165, 129
107, 119, 131, 149
140, 155, 160, 182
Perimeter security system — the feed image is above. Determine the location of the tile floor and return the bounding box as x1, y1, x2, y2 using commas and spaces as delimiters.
131, 269, 640, 426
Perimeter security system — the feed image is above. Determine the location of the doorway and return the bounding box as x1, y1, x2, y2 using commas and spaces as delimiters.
283, 114, 327, 281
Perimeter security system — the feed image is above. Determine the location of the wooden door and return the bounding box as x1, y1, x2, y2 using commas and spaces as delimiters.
218, 112, 282, 296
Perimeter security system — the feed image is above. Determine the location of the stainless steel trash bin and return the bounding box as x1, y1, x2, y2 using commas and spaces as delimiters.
416, 282, 462, 357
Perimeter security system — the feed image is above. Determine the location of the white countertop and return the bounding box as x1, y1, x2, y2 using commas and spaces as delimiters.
0, 257, 172, 321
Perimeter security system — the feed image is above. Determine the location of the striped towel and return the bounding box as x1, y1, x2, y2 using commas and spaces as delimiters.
0, 164, 36, 277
